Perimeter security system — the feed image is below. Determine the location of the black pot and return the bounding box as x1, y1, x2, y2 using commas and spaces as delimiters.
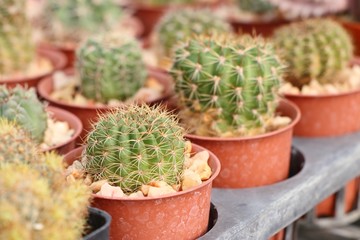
83, 207, 111, 240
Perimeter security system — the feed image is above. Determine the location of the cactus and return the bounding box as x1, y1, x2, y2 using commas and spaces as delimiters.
155, 8, 232, 57
137, 0, 195, 6
171, 35, 285, 137
0, 118, 38, 165
41, 0, 123, 44
273, 19, 353, 87
77, 33, 147, 103
0, 85, 48, 143
236, 0, 275, 14
84, 105, 187, 194
0, 0, 36, 76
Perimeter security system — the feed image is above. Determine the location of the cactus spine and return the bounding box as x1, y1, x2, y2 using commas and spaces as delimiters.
236, 0, 275, 14
171, 35, 285, 137
77, 33, 147, 103
84, 105, 187, 194
155, 8, 232, 57
0, 0, 35, 76
273, 19, 353, 87
0, 86, 48, 143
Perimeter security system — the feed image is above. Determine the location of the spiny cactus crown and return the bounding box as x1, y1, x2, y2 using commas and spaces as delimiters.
77, 33, 147, 103
84, 104, 187, 194
237, 0, 275, 14
0, 0, 35, 77
171, 34, 285, 137
155, 8, 232, 57
0, 85, 48, 143
273, 18, 353, 87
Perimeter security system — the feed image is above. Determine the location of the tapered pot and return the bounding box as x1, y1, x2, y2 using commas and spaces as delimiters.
38, 67, 173, 142
0, 48, 67, 89
186, 99, 301, 188
64, 143, 221, 240
83, 207, 111, 240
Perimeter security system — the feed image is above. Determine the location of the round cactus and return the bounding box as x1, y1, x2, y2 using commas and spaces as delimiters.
0, 85, 48, 143
84, 104, 187, 194
236, 0, 275, 13
77, 33, 147, 103
0, 0, 35, 76
272, 19, 353, 87
171, 34, 285, 137
155, 8, 232, 57
0, 118, 38, 165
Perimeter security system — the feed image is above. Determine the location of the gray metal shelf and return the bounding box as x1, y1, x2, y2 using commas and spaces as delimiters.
201, 131, 360, 240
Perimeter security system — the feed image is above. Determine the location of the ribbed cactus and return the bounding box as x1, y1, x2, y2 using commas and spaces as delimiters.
0, 0, 35, 76
0, 118, 38, 164
0, 85, 48, 143
77, 33, 147, 103
155, 8, 232, 57
41, 0, 122, 44
273, 19, 353, 87
237, 0, 275, 13
171, 35, 285, 137
84, 105, 187, 194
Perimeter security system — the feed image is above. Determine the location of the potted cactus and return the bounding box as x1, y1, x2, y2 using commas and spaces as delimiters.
170, 34, 300, 188
35, 0, 142, 67
0, 0, 66, 88
64, 104, 221, 240
38, 32, 173, 141
272, 18, 360, 217
0, 85, 82, 154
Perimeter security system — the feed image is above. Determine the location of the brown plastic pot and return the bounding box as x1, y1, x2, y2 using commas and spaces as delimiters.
38, 67, 174, 142
0, 48, 67, 89
229, 18, 289, 37
284, 58, 360, 137
185, 99, 301, 188
44, 106, 83, 155
64, 143, 221, 240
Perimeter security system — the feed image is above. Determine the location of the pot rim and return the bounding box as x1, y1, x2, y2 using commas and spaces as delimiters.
185, 98, 301, 142
0, 48, 67, 83
65, 143, 221, 201
43, 106, 83, 152
38, 67, 173, 111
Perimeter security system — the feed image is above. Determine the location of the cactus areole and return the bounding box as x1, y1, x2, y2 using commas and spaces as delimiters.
84, 105, 187, 194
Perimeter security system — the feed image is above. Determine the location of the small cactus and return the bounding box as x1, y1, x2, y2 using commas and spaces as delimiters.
154, 8, 232, 57
236, 0, 275, 14
171, 34, 285, 137
77, 33, 147, 103
0, 85, 48, 143
0, 0, 35, 76
273, 19, 353, 87
84, 104, 187, 194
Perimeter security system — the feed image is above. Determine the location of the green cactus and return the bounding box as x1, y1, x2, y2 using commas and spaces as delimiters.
42, 0, 123, 44
155, 8, 232, 57
77, 33, 147, 103
236, 0, 275, 14
0, 0, 35, 76
0, 118, 38, 165
0, 85, 48, 143
171, 34, 285, 137
84, 104, 187, 194
137, 0, 195, 6
272, 19, 353, 87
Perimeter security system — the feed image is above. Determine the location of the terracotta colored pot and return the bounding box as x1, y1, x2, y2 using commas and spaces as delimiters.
44, 106, 83, 155
64, 143, 221, 240
185, 99, 301, 188
0, 48, 67, 89
270, 230, 284, 240
230, 18, 289, 37
316, 178, 359, 217
38, 67, 174, 142
339, 19, 360, 56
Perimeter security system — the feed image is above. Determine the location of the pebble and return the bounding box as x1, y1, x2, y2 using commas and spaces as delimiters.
182, 169, 202, 191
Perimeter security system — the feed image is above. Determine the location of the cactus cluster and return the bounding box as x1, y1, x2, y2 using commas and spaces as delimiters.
155, 8, 232, 57
84, 104, 187, 194
0, 85, 48, 143
0, 0, 35, 76
171, 34, 285, 137
77, 33, 147, 103
236, 0, 275, 14
273, 19, 353, 87
41, 0, 123, 44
